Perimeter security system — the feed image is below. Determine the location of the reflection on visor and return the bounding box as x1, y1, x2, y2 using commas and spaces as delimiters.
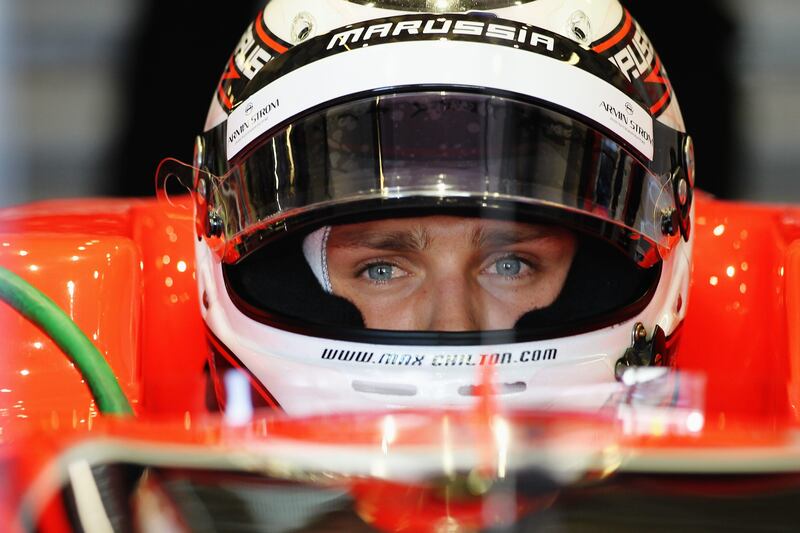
177, 92, 679, 265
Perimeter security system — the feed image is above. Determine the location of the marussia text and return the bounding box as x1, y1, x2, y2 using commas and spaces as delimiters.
327, 18, 555, 52
321, 348, 557, 367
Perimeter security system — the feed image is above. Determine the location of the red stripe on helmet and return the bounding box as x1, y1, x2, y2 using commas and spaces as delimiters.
644, 56, 673, 115
221, 57, 240, 81
255, 10, 289, 54
592, 10, 632, 53
217, 86, 233, 111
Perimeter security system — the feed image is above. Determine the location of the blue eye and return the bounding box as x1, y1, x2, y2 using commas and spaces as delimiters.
495, 257, 522, 276
367, 264, 394, 281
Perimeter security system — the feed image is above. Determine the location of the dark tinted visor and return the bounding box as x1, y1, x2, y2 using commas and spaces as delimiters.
186, 92, 678, 266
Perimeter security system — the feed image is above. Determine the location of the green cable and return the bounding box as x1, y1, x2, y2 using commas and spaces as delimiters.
0, 266, 133, 416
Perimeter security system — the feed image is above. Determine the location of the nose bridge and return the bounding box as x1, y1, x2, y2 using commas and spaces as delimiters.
426, 273, 480, 332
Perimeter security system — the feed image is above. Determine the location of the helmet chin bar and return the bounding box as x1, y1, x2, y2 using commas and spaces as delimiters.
614, 322, 668, 380
197, 227, 689, 416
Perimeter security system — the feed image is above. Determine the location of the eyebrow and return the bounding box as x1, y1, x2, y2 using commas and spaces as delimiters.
332, 228, 431, 252
331, 225, 551, 251
470, 226, 549, 248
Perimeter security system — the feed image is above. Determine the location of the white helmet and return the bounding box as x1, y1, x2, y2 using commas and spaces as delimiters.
183, 0, 695, 416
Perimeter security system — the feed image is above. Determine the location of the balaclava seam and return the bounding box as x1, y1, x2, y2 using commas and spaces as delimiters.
303, 225, 333, 293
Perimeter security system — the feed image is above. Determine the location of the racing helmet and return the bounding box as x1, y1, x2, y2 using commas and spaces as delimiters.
187, 0, 695, 416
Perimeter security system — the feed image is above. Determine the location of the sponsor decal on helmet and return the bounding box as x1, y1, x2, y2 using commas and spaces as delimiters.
592, 10, 674, 117
227, 97, 280, 145
326, 17, 556, 52
599, 100, 653, 149
293, 14, 635, 88
226, 14, 656, 161
320, 347, 558, 367
214, 11, 290, 112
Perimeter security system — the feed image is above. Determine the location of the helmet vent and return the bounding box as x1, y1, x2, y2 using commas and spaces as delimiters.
291, 13, 315, 44
352, 380, 418, 397
458, 382, 527, 396
567, 11, 592, 45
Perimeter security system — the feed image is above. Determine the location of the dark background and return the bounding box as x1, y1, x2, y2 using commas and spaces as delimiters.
1, 1, 795, 206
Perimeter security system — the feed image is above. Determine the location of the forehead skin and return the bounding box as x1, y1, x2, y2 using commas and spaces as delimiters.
328, 217, 561, 251
325, 216, 577, 331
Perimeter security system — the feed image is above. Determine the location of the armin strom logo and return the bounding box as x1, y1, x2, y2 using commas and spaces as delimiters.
625, 102, 634, 115
228, 98, 281, 145
600, 100, 653, 147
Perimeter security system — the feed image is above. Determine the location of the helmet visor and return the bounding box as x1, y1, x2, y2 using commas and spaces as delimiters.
193, 91, 678, 266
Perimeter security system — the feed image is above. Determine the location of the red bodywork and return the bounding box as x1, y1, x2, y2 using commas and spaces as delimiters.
1, 194, 799, 531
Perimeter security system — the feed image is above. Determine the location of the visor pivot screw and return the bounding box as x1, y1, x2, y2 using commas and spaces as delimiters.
208, 211, 224, 238
677, 178, 689, 206
633, 322, 647, 343
196, 177, 207, 198
616, 324, 668, 380
661, 209, 679, 237
684, 136, 696, 187
194, 135, 205, 169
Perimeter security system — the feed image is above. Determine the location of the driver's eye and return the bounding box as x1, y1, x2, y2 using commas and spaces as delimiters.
495, 257, 523, 276
367, 264, 394, 281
